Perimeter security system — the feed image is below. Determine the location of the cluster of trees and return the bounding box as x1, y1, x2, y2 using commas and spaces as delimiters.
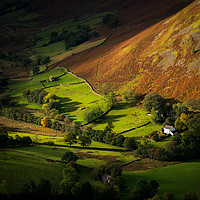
103, 14, 120, 29
131, 179, 159, 200
0, 125, 32, 147
0, 94, 13, 107
139, 92, 200, 161
137, 113, 200, 161
35, 55, 50, 66
42, 93, 61, 113
22, 90, 65, 129
0, 107, 42, 125
142, 92, 194, 127
22, 89, 48, 105
83, 105, 103, 123
84, 93, 117, 124
65, 25, 90, 50
49, 31, 65, 44
122, 89, 140, 104
32, 55, 51, 75
0, 53, 32, 66
147, 131, 167, 142
61, 122, 137, 149
0, 72, 9, 92
63, 132, 91, 147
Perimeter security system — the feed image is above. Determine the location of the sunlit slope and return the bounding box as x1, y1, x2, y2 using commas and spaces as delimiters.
65, 0, 200, 101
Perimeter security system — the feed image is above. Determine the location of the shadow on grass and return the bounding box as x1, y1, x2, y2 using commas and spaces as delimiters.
59, 97, 82, 113
112, 102, 131, 111
95, 114, 127, 125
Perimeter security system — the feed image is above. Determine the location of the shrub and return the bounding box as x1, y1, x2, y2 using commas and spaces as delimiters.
143, 92, 164, 112
93, 31, 100, 38
61, 151, 78, 163
65, 25, 90, 50
83, 106, 103, 123
103, 14, 119, 29
122, 137, 137, 150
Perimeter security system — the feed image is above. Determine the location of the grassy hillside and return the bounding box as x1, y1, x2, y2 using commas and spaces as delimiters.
6, 67, 105, 123
0, 150, 64, 193
123, 162, 200, 199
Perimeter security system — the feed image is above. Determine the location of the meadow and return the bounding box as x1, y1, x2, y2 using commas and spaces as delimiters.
123, 161, 200, 199
0, 150, 64, 194
1, 142, 200, 198
6, 66, 163, 135
6, 67, 105, 123
34, 12, 111, 59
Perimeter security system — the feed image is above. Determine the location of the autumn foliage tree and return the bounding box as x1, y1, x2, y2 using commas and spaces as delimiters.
41, 117, 51, 128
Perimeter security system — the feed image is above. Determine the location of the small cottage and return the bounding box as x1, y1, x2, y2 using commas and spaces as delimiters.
49, 75, 54, 82
163, 125, 176, 136
102, 174, 112, 184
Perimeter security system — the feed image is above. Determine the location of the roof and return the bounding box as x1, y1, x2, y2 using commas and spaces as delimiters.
164, 125, 175, 130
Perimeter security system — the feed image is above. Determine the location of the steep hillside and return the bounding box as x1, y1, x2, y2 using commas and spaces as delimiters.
60, 0, 199, 101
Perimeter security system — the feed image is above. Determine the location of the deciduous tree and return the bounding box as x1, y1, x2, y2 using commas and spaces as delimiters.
64, 132, 77, 146
78, 135, 91, 147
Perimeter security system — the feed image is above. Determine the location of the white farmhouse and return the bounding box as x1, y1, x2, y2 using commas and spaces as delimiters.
163, 125, 176, 136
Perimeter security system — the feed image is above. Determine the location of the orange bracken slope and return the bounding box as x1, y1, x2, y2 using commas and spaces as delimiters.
58, 0, 200, 101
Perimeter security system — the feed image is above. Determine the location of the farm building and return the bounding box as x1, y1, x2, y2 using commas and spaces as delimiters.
102, 174, 112, 184
49, 75, 55, 82
163, 125, 176, 136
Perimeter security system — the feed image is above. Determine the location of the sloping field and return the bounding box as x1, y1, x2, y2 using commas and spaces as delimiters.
6, 67, 105, 123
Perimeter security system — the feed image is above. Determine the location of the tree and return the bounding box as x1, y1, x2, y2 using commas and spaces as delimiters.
32, 66, 40, 75
0, 125, 9, 147
83, 106, 103, 123
61, 151, 78, 163
41, 117, 51, 128
103, 14, 119, 29
143, 92, 164, 112
64, 132, 77, 146
50, 31, 58, 43
182, 190, 198, 200
44, 93, 57, 103
115, 135, 125, 147
78, 135, 91, 147
20, 179, 37, 195
37, 178, 52, 195
106, 92, 117, 108
132, 179, 159, 200
79, 181, 93, 200
122, 137, 137, 150
122, 89, 138, 103
162, 191, 175, 200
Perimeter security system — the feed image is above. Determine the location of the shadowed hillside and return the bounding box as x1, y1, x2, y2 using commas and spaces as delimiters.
57, 0, 199, 101
1, 0, 198, 100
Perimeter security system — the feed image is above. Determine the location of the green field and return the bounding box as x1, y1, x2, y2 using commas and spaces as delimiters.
7, 67, 105, 123
123, 162, 200, 199
1, 144, 200, 198
93, 103, 150, 133
92, 103, 163, 138
34, 12, 111, 58
122, 123, 163, 138
0, 150, 64, 194
8, 132, 123, 150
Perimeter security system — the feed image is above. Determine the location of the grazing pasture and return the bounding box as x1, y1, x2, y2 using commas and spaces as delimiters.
123, 162, 200, 199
